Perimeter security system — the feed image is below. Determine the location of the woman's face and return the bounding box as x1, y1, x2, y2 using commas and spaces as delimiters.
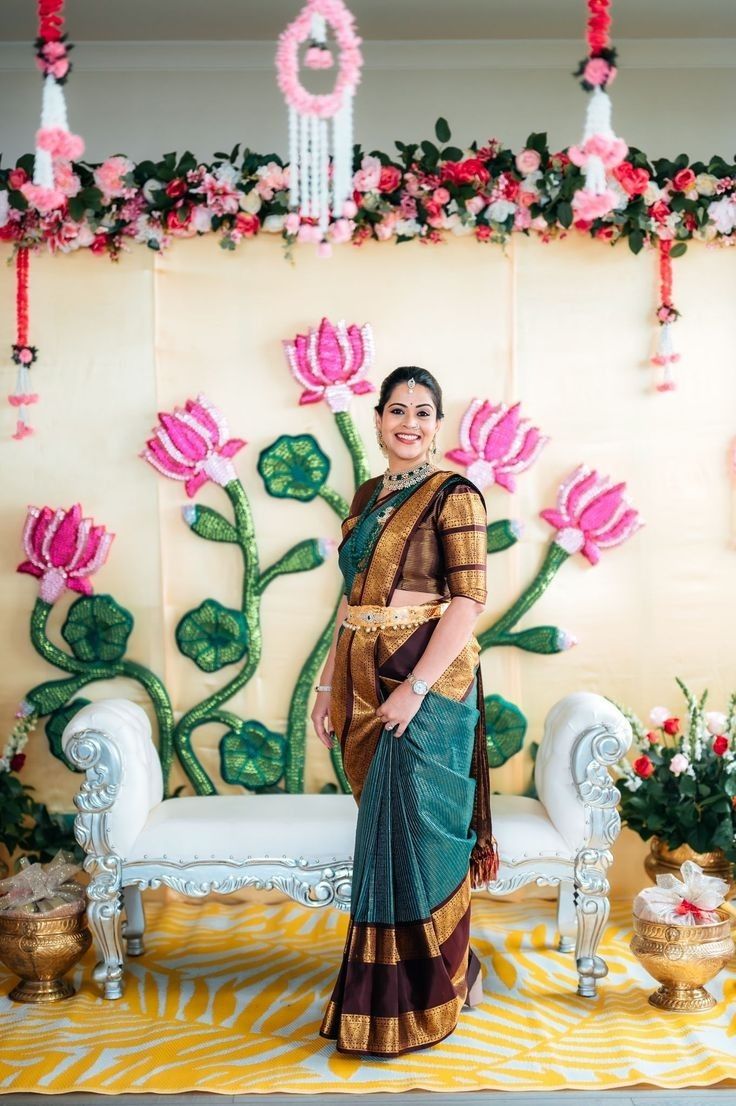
375, 381, 441, 467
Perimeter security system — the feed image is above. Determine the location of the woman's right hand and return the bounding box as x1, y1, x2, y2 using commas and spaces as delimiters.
311, 690, 335, 749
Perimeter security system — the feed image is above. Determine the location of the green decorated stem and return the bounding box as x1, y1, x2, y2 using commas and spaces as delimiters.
28, 599, 176, 796
318, 485, 349, 516
173, 479, 263, 795
478, 542, 569, 651
334, 411, 370, 489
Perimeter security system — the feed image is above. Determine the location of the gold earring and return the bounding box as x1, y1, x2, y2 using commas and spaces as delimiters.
376, 430, 387, 454
431, 437, 438, 457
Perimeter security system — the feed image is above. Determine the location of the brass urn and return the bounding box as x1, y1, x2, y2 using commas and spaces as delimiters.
645, 838, 734, 894
630, 908, 734, 1012
0, 899, 91, 1003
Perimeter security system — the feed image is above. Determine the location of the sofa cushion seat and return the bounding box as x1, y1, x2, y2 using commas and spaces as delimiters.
491, 795, 573, 864
126, 793, 358, 865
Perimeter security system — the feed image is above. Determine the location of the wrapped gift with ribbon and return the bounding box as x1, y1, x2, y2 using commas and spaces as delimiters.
633, 859, 728, 926
0, 851, 85, 916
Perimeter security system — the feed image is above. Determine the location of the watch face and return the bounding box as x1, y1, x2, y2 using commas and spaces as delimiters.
412, 679, 429, 695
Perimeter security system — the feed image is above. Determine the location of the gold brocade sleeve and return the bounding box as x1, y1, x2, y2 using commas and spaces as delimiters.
437, 484, 488, 604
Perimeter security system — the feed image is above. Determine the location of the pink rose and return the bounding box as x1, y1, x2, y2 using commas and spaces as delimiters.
465, 195, 485, 216
379, 165, 402, 193
433, 187, 450, 205
234, 213, 260, 237
329, 218, 354, 244
515, 149, 541, 175
518, 189, 537, 209
8, 168, 28, 190
353, 156, 382, 193
672, 168, 696, 193
583, 58, 616, 86
284, 212, 300, 235
94, 156, 135, 200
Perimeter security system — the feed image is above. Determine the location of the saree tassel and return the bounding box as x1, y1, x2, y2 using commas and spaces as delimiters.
469, 664, 498, 888
470, 839, 499, 889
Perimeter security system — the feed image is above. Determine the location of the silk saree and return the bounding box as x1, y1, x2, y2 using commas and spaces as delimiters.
319, 470, 498, 1057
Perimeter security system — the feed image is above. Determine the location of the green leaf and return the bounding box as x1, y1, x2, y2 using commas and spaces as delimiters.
26, 675, 88, 718
176, 599, 249, 672
441, 146, 464, 162
45, 699, 91, 772
258, 434, 330, 501
557, 201, 573, 228
485, 694, 527, 769
220, 720, 286, 790
525, 132, 548, 154
434, 118, 452, 144
628, 229, 644, 254
669, 242, 687, 259
186, 505, 237, 543
508, 626, 568, 654
61, 594, 133, 663
259, 538, 328, 591
486, 519, 520, 554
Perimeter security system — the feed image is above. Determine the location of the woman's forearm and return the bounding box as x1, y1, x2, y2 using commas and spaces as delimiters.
411, 597, 484, 689
319, 594, 349, 684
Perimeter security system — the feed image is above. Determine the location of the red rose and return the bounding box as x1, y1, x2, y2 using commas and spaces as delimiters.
165, 178, 188, 198
646, 730, 660, 744
548, 151, 570, 170
683, 212, 698, 232
501, 175, 520, 202
235, 213, 260, 237
663, 717, 680, 735
8, 168, 28, 190
633, 755, 655, 779
10, 753, 25, 772
612, 161, 649, 197
444, 158, 490, 186
573, 218, 593, 232
89, 233, 109, 254
595, 225, 615, 240
649, 200, 671, 224
713, 735, 729, 756
475, 225, 491, 241
378, 165, 402, 193
672, 168, 696, 192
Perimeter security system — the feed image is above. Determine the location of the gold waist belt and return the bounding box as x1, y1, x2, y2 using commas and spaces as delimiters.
343, 601, 448, 633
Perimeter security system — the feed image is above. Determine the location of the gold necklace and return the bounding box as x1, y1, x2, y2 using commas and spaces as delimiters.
380, 460, 436, 492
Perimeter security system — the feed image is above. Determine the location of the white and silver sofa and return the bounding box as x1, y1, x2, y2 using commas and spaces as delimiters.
62, 691, 630, 1001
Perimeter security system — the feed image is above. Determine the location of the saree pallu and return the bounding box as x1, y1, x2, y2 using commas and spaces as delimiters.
320, 471, 497, 1056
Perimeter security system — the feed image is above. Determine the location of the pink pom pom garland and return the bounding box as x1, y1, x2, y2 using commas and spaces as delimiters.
8, 249, 39, 440
651, 238, 682, 393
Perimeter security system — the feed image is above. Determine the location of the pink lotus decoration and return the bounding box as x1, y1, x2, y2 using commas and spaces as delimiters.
540, 465, 642, 565
283, 317, 374, 412
141, 394, 246, 497
17, 504, 114, 603
445, 398, 547, 492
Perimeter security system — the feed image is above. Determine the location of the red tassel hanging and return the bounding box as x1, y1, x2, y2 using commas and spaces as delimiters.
651, 238, 681, 393
8, 248, 38, 439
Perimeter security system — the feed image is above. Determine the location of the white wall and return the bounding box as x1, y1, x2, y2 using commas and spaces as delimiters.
2, 39, 736, 164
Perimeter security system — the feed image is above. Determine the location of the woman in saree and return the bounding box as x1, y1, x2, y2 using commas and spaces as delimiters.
311, 366, 498, 1057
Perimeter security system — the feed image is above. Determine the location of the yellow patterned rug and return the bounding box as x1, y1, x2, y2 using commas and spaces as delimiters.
1, 896, 735, 1095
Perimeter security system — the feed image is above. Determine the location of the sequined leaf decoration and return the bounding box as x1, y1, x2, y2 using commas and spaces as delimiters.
45, 698, 91, 771
509, 626, 568, 654
486, 519, 520, 554
61, 594, 134, 663
176, 598, 249, 673
258, 433, 330, 501
258, 538, 328, 592
25, 674, 89, 717
220, 720, 286, 790
485, 693, 528, 768
186, 505, 238, 543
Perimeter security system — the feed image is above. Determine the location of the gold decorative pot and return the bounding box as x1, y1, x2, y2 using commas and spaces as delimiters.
630, 908, 734, 1012
0, 900, 91, 1003
644, 838, 734, 894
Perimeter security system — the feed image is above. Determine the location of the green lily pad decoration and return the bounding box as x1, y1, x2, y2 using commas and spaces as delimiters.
61, 594, 134, 663
258, 434, 330, 501
220, 720, 286, 790
485, 693, 527, 769
45, 698, 91, 772
176, 599, 249, 672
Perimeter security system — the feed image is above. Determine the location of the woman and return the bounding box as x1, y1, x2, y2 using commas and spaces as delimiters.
312, 366, 498, 1057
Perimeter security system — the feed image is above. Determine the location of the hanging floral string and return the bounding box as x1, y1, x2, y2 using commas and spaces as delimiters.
570, 0, 627, 221
21, 0, 84, 216
276, 0, 363, 255
651, 239, 681, 393
8, 249, 38, 440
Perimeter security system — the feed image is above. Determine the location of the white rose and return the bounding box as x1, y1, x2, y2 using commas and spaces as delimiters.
705, 711, 728, 735
486, 199, 517, 223
669, 753, 689, 776
695, 173, 717, 197
261, 214, 286, 233
649, 706, 671, 727
643, 182, 663, 206
394, 218, 421, 237
239, 190, 262, 214
708, 196, 736, 234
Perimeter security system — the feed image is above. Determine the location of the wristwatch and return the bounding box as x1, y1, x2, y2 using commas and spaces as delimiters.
406, 670, 429, 695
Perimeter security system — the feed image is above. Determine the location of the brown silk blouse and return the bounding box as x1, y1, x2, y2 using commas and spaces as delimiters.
343, 475, 488, 604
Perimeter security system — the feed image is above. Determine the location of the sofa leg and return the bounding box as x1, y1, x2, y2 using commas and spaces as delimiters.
556, 879, 576, 953
122, 886, 146, 957
87, 858, 125, 1000
574, 848, 611, 998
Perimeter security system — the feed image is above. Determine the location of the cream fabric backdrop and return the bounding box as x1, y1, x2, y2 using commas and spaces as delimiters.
2, 234, 735, 895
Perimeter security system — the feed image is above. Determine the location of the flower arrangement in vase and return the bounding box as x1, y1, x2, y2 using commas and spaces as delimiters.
615, 679, 736, 885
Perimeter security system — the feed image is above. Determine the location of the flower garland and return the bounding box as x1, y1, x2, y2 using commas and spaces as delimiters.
570, 0, 627, 222
276, 0, 362, 250
651, 239, 681, 392
9, 248, 38, 439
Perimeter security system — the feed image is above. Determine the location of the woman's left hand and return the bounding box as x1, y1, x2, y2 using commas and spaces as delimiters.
375, 682, 425, 738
